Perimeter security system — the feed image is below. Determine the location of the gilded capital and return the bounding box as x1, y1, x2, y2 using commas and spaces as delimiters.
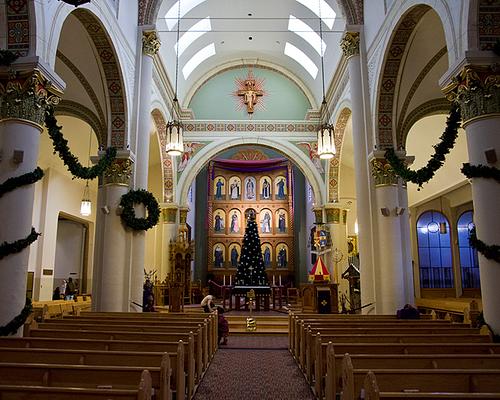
312, 207, 324, 225
142, 30, 161, 57
0, 69, 62, 127
442, 65, 500, 124
340, 32, 360, 59
325, 207, 341, 224
371, 158, 399, 187
179, 207, 190, 224
161, 207, 177, 224
103, 158, 133, 186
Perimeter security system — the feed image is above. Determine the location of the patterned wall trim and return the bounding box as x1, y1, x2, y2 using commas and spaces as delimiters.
377, 5, 430, 149
328, 108, 351, 203
396, 46, 448, 148
399, 98, 451, 148
478, 0, 500, 51
442, 64, 500, 124
73, 10, 127, 149
152, 109, 174, 203
56, 50, 107, 142
55, 100, 106, 145
184, 120, 317, 133
6, 0, 30, 56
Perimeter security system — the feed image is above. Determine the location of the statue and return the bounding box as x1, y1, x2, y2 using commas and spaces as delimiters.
231, 247, 239, 267
230, 180, 240, 199
278, 246, 287, 268
263, 247, 271, 268
262, 178, 271, 199
261, 212, 271, 233
245, 177, 255, 200
237, 79, 264, 114
215, 178, 224, 199
214, 213, 224, 232
230, 212, 239, 233
278, 212, 286, 233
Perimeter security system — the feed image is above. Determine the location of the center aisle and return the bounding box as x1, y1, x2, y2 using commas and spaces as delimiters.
193, 335, 315, 400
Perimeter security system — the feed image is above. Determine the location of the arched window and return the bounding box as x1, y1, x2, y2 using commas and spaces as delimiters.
416, 211, 453, 288
457, 211, 480, 289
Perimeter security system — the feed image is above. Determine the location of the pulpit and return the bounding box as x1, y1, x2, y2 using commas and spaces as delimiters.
167, 225, 194, 310
301, 283, 338, 313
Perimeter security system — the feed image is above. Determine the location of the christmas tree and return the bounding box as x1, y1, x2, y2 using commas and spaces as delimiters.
235, 213, 269, 286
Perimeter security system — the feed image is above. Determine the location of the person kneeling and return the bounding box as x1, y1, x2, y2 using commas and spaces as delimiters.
217, 306, 229, 345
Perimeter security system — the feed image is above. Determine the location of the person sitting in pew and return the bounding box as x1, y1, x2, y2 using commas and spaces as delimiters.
397, 303, 420, 319
201, 295, 216, 313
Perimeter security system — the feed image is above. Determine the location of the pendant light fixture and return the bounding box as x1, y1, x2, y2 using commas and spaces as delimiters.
80, 130, 92, 217
439, 197, 447, 234
165, 0, 184, 157
317, 2, 335, 160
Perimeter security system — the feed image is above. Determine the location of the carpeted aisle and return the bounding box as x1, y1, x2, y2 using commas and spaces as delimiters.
193, 335, 315, 400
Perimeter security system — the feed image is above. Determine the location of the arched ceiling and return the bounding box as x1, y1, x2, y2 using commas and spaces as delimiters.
156, 0, 346, 107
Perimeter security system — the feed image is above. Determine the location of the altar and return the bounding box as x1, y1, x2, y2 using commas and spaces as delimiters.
231, 285, 271, 311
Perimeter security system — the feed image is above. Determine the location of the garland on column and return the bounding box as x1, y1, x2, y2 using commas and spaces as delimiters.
119, 189, 160, 231
0, 298, 32, 336
469, 228, 500, 264
45, 108, 117, 180
461, 163, 500, 184
384, 103, 461, 188
0, 167, 44, 199
0, 228, 41, 260
0, 50, 19, 66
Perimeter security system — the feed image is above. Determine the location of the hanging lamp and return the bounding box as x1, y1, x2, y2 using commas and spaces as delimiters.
316, 2, 335, 160
80, 130, 92, 217
166, 0, 184, 157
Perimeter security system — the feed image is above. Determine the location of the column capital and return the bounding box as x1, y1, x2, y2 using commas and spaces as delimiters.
142, 30, 161, 57
340, 31, 360, 60
324, 204, 349, 225
369, 153, 399, 187
178, 206, 190, 224
312, 206, 324, 225
160, 203, 178, 224
0, 68, 63, 127
442, 64, 500, 125
101, 150, 134, 186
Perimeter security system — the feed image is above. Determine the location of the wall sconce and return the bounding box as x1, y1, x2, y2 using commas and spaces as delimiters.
116, 205, 124, 215
380, 208, 390, 217
101, 205, 110, 214
439, 222, 447, 234
485, 148, 497, 164
12, 150, 24, 164
395, 207, 405, 216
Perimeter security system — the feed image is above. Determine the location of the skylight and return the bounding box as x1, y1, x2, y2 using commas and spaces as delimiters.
284, 42, 318, 79
182, 43, 216, 79
295, 0, 336, 29
176, 17, 212, 56
288, 15, 326, 56
165, 0, 206, 31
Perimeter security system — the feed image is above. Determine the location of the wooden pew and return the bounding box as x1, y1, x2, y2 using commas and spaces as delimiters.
0, 346, 191, 399
340, 354, 500, 400
363, 370, 500, 400
0, 369, 152, 400
322, 343, 500, 399
0, 359, 174, 400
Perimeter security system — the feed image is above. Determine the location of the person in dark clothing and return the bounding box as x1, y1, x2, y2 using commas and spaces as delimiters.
397, 304, 420, 319
217, 306, 229, 345
52, 286, 61, 300
65, 277, 76, 300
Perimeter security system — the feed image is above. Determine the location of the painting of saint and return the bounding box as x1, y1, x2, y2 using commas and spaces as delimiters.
214, 177, 225, 200
230, 210, 240, 233
276, 177, 286, 199
278, 211, 286, 233
214, 245, 224, 267
231, 246, 239, 267
261, 211, 271, 233
261, 178, 271, 199
229, 177, 241, 200
244, 177, 256, 200
277, 245, 287, 268
262, 245, 271, 268
214, 210, 225, 232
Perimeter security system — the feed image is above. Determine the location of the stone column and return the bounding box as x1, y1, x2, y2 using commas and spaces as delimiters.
160, 203, 178, 281
92, 155, 133, 312
370, 154, 410, 314
130, 30, 161, 311
443, 64, 500, 333
398, 181, 414, 304
0, 68, 62, 331
341, 31, 376, 311
324, 204, 350, 300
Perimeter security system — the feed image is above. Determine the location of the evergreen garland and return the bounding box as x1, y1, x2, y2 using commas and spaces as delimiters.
45, 108, 117, 180
119, 189, 160, 231
469, 228, 500, 264
0, 298, 32, 336
0, 167, 44, 199
0, 228, 41, 260
385, 103, 461, 188
461, 163, 500, 184
0, 50, 19, 66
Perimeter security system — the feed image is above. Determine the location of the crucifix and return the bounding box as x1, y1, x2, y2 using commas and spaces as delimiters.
237, 79, 263, 114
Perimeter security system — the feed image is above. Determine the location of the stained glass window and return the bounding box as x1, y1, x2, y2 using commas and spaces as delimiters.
457, 210, 480, 289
